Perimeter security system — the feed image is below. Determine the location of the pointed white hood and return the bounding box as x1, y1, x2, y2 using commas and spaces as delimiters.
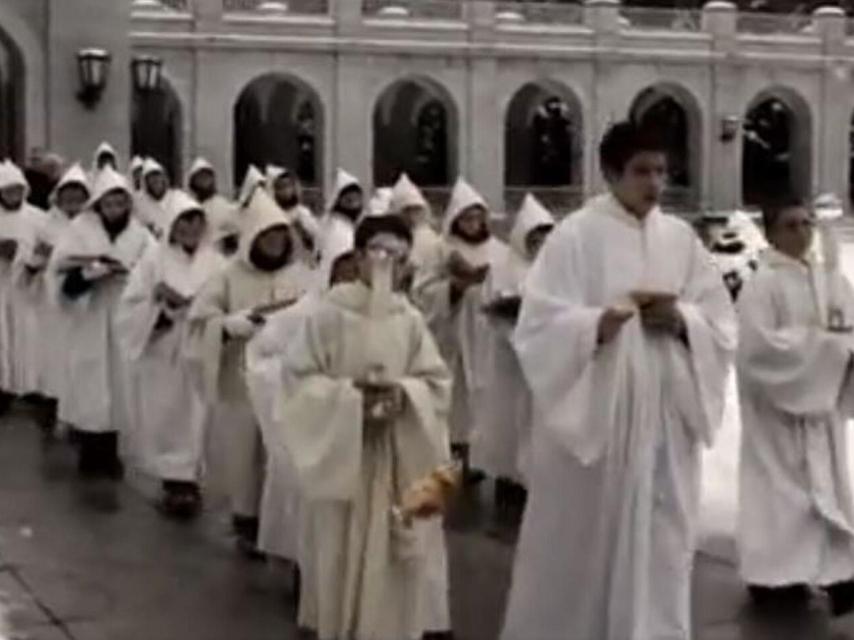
389, 173, 429, 214
129, 155, 144, 173
238, 165, 266, 207
161, 190, 206, 244
187, 157, 215, 183
442, 177, 487, 237
87, 166, 132, 209
266, 164, 289, 184
238, 186, 293, 267
93, 142, 118, 167
50, 163, 90, 204
0, 160, 29, 193
142, 157, 166, 181
509, 193, 555, 259
327, 168, 361, 214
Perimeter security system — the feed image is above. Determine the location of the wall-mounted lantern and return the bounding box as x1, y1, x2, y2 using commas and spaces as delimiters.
76, 48, 112, 109
132, 55, 164, 93
720, 115, 740, 143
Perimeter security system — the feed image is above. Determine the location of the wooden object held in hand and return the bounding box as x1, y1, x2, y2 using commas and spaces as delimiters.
395, 463, 463, 526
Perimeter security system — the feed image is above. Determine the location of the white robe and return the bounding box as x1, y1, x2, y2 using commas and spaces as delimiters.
501, 194, 736, 640
316, 213, 354, 290
0, 204, 42, 395
245, 294, 317, 563
134, 190, 174, 239
117, 238, 226, 482
49, 212, 155, 434
737, 249, 854, 586
277, 282, 451, 640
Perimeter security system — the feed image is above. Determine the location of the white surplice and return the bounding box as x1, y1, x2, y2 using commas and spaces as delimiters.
277, 281, 451, 640
737, 248, 854, 586
413, 178, 509, 445
117, 191, 227, 482
501, 193, 736, 640
49, 169, 155, 435
471, 193, 554, 484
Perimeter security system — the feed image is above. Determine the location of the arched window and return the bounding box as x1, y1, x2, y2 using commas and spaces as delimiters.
742, 90, 811, 206
131, 77, 183, 184
373, 77, 457, 189
233, 73, 324, 195
504, 81, 584, 213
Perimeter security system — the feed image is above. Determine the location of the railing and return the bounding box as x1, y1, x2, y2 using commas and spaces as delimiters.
736, 12, 814, 35
159, 0, 191, 11
493, 1, 584, 26
362, 0, 465, 21
223, 0, 329, 14
620, 8, 702, 32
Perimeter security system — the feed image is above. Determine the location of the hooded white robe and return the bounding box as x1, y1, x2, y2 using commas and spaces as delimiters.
737, 248, 854, 586
117, 191, 227, 482
500, 193, 736, 640
276, 281, 451, 640
266, 164, 321, 251
134, 158, 175, 239
413, 178, 509, 445
0, 161, 44, 395
186, 158, 239, 251
389, 173, 443, 279
49, 168, 155, 435
27, 164, 90, 407
186, 187, 311, 517
89, 141, 118, 182
315, 168, 361, 290
471, 193, 554, 484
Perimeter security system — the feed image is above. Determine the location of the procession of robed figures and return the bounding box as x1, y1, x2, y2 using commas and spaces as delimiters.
2, 117, 854, 640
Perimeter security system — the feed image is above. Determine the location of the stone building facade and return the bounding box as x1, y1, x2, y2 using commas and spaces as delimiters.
3, 0, 854, 215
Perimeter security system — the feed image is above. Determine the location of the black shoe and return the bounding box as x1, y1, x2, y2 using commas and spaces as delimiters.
825, 579, 854, 617
232, 515, 264, 559
159, 481, 201, 519
748, 584, 810, 614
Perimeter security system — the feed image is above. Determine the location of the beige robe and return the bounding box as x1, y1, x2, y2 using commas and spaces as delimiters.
278, 281, 451, 640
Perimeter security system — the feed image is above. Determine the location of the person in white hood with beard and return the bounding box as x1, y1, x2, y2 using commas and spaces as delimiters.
316, 168, 364, 289
0, 161, 44, 411
135, 158, 174, 239
474, 193, 555, 526
185, 187, 311, 554
90, 142, 118, 181
186, 158, 240, 256
21, 164, 91, 430
117, 191, 227, 517
50, 167, 155, 479
266, 165, 320, 260
413, 177, 509, 480
128, 156, 145, 193
390, 173, 442, 280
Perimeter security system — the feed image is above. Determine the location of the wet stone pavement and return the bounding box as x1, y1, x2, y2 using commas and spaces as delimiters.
1, 407, 854, 640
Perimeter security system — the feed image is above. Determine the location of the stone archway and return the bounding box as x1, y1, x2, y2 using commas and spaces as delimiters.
131, 76, 183, 184
504, 80, 584, 213
372, 76, 458, 189
233, 73, 325, 193
742, 87, 812, 206
629, 83, 703, 209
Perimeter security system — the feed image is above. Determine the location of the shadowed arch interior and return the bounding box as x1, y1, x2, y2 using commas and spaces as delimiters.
0, 26, 24, 162
504, 80, 584, 190
233, 73, 324, 192
372, 76, 458, 189
742, 88, 812, 207
629, 83, 702, 209
132, 75, 183, 185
